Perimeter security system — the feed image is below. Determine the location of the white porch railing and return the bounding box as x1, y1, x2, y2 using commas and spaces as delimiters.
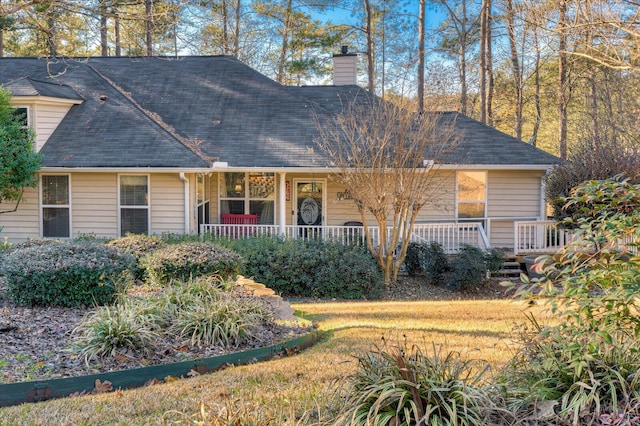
514, 220, 575, 255
410, 222, 489, 253
200, 222, 488, 253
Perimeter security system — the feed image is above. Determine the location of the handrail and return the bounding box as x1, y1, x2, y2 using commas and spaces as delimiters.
200, 222, 491, 253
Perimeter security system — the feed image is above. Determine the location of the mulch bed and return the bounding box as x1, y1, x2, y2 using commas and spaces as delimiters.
0, 275, 516, 385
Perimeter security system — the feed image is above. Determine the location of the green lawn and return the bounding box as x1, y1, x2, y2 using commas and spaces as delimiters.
0, 299, 546, 425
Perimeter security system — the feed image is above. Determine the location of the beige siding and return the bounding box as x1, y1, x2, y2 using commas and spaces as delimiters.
487, 170, 543, 217
71, 173, 117, 238
150, 173, 185, 235
487, 170, 544, 248
0, 187, 40, 243
416, 171, 457, 220
33, 104, 73, 152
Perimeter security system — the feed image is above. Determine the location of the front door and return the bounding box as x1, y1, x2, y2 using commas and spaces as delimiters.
294, 180, 325, 229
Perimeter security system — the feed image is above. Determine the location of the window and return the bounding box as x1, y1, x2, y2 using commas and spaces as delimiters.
42, 175, 70, 238
119, 175, 149, 235
12, 107, 29, 128
196, 173, 210, 232
219, 172, 275, 224
457, 171, 486, 219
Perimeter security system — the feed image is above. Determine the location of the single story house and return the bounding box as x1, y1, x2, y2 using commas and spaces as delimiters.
0, 55, 559, 252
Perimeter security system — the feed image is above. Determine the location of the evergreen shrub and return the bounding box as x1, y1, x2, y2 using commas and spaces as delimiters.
141, 242, 242, 285
2, 241, 134, 307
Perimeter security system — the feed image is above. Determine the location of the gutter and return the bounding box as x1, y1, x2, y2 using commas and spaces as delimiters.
179, 172, 190, 234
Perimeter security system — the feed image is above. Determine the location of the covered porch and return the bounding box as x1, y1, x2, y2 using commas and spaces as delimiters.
195, 169, 556, 254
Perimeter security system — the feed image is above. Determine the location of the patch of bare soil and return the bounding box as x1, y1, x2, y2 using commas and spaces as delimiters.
0, 279, 308, 385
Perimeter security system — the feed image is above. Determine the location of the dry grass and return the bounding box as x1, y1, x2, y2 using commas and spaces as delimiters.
0, 299, 547, 425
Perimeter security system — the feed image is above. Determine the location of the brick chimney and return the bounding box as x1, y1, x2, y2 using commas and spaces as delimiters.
332, 46, 358, 86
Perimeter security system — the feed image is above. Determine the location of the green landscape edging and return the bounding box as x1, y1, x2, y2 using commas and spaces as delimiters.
0, 330, 319, 407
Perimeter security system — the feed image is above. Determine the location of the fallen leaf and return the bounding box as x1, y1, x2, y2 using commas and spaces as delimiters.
93, 379, 113, 394
164, 375, 179, 383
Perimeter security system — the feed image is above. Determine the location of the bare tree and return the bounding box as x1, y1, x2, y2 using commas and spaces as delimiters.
315, 96, 460, 283
417, 0, 426, 113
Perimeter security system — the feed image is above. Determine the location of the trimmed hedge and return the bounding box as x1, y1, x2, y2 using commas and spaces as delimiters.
107, 234, 167, 281
218, 237, 383, 299
141, 242, 242, 285
1, 241, 135, 307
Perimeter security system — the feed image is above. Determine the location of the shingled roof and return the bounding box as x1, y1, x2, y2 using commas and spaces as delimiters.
0, 56, 559, 170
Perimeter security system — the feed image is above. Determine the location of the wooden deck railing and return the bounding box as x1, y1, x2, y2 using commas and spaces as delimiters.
514, 220, 575, 255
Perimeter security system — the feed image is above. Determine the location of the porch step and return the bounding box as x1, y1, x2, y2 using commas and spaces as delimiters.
495, 257, 524, 281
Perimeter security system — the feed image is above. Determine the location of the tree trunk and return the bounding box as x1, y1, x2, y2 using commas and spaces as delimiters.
485, 0, 493, 126
47, 13, 56, 56
417, 0, 426, 113
222, 0, 228, 54
364, 0, 375, 93
557, 0, 568, 159
145, 0, 153, 56
505, 0, 522, 139
480, 0, 487, 123
115, 9, 121, 56
100, 4, 108, 56
233, 0, 240, 57
459, 0, 468, 115
276, 0, 293, 83
528, 25, 541, 146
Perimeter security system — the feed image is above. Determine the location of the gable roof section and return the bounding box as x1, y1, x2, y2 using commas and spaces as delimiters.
290, 85, 559, 167
0, 56, 559, 170
83, 56, 328, 168
1, 58, 209, 168
437, 112, 560, 166
5, 77, 83, 101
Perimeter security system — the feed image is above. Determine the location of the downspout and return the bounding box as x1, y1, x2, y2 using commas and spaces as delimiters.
180, 172, 190, 234
278, 172, 287, 236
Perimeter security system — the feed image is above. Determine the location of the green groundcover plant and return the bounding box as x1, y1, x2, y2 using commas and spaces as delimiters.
501, 176, 640, 424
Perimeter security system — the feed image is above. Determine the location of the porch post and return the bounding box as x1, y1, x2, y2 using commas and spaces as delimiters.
278, 172, 286, 236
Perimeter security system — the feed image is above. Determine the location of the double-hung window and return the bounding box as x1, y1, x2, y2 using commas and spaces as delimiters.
219, 172, 275, 224
42, 175, 70, 238
457, 171, 487, 219
12, 106, 29, 128
119, 175, 149, 235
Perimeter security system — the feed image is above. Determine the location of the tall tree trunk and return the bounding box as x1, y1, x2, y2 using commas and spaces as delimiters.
528, 25, 541, 146
276, 0, 293, 83
417, 0, 426, 113
0, 27, 3, 58
480, 0, 493, 125
364, 0, 375, 93
100, 4, 108, 56
47, 13, 56, 56
505, 0, 522, 139
485, 0, 493, 126
480, 0, 487, 123
557, 0, 568, 159
145, 0, 153, 56
222, 0, 228, 54
233, 0, 240, 57
589, 68, 599, 147
115, 8, 121, 56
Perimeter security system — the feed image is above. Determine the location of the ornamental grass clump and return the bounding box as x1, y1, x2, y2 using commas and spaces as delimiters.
170, 292, 272, 348
333, 341, 493, 426
1, 241, 134, 307
73, 300, 162, 364
141, 242, 242, 285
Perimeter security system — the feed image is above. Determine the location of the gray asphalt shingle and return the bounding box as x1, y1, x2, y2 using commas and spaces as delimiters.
1, 56, 559, 169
